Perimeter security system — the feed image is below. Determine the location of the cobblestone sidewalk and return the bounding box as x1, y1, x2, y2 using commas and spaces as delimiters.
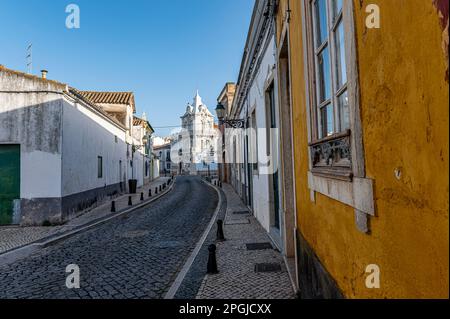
0, 177, 172, 255
196, 183, 295, 299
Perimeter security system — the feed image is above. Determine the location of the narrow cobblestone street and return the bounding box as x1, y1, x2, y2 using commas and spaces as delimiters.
0, 177, 172, 254
0, 176, 218, 299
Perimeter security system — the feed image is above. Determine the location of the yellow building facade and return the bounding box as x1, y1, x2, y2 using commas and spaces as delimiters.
275, 0, 449, 298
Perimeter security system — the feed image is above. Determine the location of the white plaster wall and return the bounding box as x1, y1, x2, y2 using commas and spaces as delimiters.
61, 98, 127, 197
240, 35, 278, 233
153, 159, 160, 179
134, 151, 144, 187
21, 150, 62, 198
0, 70, 65, 199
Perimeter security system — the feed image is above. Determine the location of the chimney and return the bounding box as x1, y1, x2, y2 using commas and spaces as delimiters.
41, 70, 48, 79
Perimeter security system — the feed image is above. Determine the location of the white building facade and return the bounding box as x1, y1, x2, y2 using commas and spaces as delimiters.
0, 66, 154, 226
226, 0, 285, 250
179, 91, 219, 174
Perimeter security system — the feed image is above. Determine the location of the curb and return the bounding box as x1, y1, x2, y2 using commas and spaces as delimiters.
163, 178, 222, 299
0, 178, 177, 267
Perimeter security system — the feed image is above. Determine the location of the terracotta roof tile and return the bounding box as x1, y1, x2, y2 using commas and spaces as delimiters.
78, 91, 135, 111
67, 87, 126, 130
133, 115, 154, 133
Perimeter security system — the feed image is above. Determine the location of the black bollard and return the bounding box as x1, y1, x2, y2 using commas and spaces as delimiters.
207, 244, 218, 274
217, 219, 225, 241
128, 196, 132, 206
111, 201, 116, 213
149, 189, 152, 197
140, 192, 144, 201
159, 185, 162, 192
155, 187, 158, 195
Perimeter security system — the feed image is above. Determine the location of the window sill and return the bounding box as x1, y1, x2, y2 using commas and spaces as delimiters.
310, 167, 353, 182
308, 171, 375, 216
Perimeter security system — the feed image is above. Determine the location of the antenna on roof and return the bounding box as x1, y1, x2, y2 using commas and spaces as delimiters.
26, 43, 32, 74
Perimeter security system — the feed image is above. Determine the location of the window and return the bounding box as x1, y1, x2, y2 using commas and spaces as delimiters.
304, 0, 375, 231
251, 110, 258, 173
306, 0, 353, 179
312, 0, 348, 139
97, 156, 103, 178
266, 82, 281, 230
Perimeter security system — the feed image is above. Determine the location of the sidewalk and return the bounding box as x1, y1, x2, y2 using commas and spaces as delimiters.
196, 183, 296, 299
0, 177, 172, 255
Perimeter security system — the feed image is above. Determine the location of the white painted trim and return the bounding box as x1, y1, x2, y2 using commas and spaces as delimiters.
308, 171, 374, 216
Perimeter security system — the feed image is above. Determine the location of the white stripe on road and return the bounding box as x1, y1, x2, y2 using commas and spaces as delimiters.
163, 181, 222, 299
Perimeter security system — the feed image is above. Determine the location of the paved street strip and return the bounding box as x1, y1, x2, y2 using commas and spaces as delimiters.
0, 178, 175, 268
0, 176, 219, 299
163, 180, 222, 299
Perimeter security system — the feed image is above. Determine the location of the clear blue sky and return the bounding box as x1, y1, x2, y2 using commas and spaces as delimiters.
0, 0, 254, 136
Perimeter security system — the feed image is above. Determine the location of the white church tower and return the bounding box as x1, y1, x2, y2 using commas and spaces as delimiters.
180, 91, 219, 173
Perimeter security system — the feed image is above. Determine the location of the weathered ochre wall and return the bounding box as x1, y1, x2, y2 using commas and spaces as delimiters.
277, 0, 449, 298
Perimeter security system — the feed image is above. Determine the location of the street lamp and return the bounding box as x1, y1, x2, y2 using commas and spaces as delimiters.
215, 103, 245, 129
215, 102, 226, 120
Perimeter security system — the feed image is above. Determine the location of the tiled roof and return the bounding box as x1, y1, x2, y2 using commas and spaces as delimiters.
153, 143, 172, 150
67, 87, 126, 130
133, 116, 155, 133
133, 116, 144, 126
78, 91, 135, 111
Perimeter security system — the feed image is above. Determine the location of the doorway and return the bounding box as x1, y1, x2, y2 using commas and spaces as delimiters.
0, 145, 20, 225
278, 31, 298, 289
266, 83, 281, 232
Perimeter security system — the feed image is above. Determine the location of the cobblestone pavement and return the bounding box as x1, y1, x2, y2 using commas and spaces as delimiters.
0, 177, 171, 254
196, 183, 296, 299
175, 183, 227, 299
0, 176, 218, 299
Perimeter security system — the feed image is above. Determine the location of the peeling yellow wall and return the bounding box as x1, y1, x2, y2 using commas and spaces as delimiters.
277, 0, 449, 298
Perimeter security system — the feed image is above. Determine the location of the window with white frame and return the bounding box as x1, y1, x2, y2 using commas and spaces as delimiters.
251, 110, 258, 173
307, 0, 353, 179
313, 0, 349, 138
304, 0, 375, 230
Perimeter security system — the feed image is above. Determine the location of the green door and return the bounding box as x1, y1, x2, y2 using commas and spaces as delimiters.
0, 145, 20, 225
